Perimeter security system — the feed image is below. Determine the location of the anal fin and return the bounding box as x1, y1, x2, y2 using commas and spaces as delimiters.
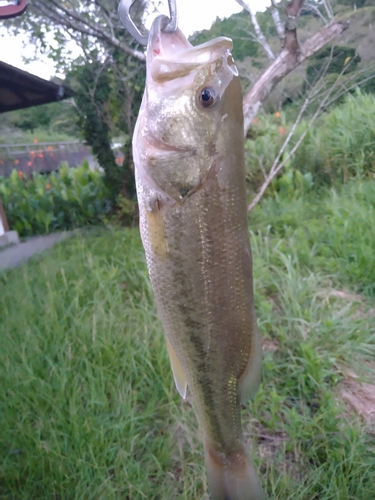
166, 340, 188, 399
239, 329, 263, 404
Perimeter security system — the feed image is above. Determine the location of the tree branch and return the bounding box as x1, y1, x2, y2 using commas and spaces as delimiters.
303, 2, 328, 24
283, 0, 304, 52
270, 0, 285, 41
321, 0, 335, 22
246, 55, 362, 212
242, 19, 350, 133
235, 0, 275, 61
32, 0, 145, 60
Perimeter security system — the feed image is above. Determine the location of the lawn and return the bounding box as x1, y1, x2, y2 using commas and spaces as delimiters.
1, 179, 374, 499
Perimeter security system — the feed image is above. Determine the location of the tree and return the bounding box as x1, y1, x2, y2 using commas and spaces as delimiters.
6, 1, 352, 129
190, 12, 260, 62
3, 0, 369, 209
4, 0, 146, 200
236, 0, 375, 210
235, 0, 350, 131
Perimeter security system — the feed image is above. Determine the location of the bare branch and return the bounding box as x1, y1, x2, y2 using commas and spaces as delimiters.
32, 0, 146, 60
324, 67, 375, 108
270, 0, 285, 41
242, 20, 350, 133
303, 3, 328, 24
321, 0, 335, 21
247, 59, 364, 212
235, 0, 275, 61
247, 97, 311, 212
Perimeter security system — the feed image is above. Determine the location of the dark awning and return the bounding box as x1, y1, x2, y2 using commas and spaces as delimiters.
0, 0, 28, 19
0, 61, 74, 113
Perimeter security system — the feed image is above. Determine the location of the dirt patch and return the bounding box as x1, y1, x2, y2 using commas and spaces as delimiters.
318, 287, 363, 303
318, 287, 375, 319
262, 338, 280, 353
339, 377, 375, 426
359, 307, 375, 319
244, 423, 303, 482
256, 430, 288, 459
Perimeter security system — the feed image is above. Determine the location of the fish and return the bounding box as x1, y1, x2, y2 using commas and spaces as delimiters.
133, 15, 264, 500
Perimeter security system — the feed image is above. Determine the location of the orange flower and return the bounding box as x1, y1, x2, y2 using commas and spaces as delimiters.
33, 138, 39, 144
0, 160, 4, 164
279, 126, 286, 135
46, 184, 52, 190
14, 159, 20, 165
252, 117, 259, 124
27, 161, 33, 167
30, 150, 36, 157
116, 157, 124, 165
17, 171, 23, 179
275, 112, 281, 118
38, 152, 44, 159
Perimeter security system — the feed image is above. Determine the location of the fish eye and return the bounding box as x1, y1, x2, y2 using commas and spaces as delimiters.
198, 87, 219, 108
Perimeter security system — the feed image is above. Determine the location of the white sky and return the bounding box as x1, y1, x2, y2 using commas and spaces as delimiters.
0, 0, 270, 80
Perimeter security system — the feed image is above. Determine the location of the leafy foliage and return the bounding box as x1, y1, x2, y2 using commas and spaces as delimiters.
245, 112, 287, 192
69, 60, 122, 198
7, 99, 79, 136
292, 91, 375, 184
190, 11, 259, 61
0, 162, 111, 236
245, 92, 375, 201
306, 45, 361, 87
4, 0, 146, 204
68, 53, 143, 200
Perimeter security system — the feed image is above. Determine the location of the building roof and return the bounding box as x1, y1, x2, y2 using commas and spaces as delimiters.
0, 61, 74, 113
0, 3, 74, 113
0, 0, 28, 20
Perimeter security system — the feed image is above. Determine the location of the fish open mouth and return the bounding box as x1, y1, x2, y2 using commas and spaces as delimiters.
147, 15, 233, 82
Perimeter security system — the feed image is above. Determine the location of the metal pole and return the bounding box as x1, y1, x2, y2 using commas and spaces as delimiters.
0, 198, 10, 235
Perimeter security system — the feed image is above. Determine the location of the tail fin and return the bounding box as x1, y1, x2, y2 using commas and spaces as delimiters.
204, 442, 264, 500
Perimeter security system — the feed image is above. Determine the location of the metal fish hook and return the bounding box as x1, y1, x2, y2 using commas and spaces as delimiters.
118, 0, 178, 46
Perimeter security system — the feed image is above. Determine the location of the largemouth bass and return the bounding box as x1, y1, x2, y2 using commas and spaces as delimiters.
133, 15, 264, 500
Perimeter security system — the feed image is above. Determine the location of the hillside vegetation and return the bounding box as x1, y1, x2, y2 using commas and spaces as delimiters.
192, 1, 375, 110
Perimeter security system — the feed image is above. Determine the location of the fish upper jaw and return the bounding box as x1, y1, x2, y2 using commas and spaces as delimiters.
146, 15, 234, 84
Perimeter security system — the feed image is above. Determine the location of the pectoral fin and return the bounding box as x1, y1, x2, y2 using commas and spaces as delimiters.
146, 208, 168, 258
166, 340, 188, 399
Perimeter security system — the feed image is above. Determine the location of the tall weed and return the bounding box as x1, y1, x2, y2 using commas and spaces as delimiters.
251, 178, 375, 296
292, 92, 375, 184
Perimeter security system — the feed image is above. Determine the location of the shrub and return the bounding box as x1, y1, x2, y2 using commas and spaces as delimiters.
291, 91, 375, 184
305, 45, 360, 87
245, 112, 287, 193
0, 162, 112, 237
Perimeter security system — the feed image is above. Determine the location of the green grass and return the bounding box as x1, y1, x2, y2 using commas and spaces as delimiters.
291, 92, 375, 185
1, 180, 375, 499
